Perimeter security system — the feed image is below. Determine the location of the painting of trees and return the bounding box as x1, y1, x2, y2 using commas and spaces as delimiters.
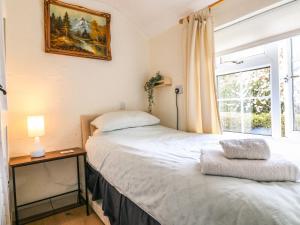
50, 13, 56, 33
45, 0, 111, 60
90, 20, 100, 41
62, 12, 71, 37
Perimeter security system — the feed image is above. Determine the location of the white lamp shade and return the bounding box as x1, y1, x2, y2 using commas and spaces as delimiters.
27, 116, 45, 137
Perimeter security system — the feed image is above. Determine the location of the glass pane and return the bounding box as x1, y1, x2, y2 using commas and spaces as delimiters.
243, 99, 272, 135
293, 77, 300, 130
218, 100, 241, 113
217, 67, 271, 135
220, 113, 242, 133
217, 74, 240, 98
243, 68, 271, 98
218, 101, 241, 133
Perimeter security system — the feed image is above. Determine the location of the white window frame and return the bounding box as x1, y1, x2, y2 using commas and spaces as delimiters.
284, 38, 300, 138
216, 43, 282, 138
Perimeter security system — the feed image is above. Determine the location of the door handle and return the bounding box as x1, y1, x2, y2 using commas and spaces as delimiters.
291, 75, 300, 79
283, 75, 300, 83
0, 84, 7, 95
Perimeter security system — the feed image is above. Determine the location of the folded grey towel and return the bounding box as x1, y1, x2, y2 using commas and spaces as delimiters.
219, 139, 270, 160
200, 149, 299, 182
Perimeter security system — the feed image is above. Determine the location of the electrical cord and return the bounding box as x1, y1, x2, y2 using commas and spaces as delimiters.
175, 88, 179, 130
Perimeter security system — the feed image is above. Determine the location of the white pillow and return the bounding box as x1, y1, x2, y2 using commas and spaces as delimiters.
91, 111, 160, 132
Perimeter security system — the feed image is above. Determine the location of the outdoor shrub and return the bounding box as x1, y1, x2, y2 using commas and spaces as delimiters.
252, 113, 271, 128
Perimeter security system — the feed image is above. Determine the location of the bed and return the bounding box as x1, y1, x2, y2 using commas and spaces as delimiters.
81, 114, 300, 225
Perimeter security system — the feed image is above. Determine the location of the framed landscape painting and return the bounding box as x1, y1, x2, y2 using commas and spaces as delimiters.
44, 0, 112, 60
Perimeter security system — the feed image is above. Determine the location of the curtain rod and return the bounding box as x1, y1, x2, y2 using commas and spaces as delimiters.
178, 0, 224, 24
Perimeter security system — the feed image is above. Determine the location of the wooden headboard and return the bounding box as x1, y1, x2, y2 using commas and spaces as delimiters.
80, 114, 100, 150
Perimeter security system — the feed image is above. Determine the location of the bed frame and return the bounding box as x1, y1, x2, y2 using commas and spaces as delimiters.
80, 114, 111, 225
80, 114, 99, 150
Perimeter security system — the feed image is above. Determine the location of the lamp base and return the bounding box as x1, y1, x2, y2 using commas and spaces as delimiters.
30, 149, 45, 158
31, 137, 45, 158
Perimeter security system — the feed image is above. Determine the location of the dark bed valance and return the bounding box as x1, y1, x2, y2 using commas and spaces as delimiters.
87, 163, 161, 225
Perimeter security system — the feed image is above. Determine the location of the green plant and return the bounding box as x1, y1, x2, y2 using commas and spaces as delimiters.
251, 113, 271, 128
144, 72, 163, 113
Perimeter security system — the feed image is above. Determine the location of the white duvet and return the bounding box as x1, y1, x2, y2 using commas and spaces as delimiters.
86, 125, 300, 225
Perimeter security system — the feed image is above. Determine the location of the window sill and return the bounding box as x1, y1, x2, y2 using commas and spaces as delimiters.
222, 132, 273, 139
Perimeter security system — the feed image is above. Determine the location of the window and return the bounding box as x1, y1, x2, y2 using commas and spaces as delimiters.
217, 67, 271, 135
216, 36, 300, 138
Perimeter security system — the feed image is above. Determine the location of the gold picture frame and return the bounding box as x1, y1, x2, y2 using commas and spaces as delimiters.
44, 0, 112, 60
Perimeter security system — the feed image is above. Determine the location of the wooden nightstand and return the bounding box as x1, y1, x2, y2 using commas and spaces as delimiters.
9, 147, 89, 225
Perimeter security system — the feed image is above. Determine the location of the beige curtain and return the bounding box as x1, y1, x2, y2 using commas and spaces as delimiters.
184, 9, 221, 134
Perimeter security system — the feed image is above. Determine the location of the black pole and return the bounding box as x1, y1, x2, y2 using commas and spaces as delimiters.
12, 167, 19, 225
76, 156, 81, 204
84, 155, 89, 215
176, 93, 179, 130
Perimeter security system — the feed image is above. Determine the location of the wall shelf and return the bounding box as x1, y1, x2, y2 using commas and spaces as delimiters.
154, 76, 172, 88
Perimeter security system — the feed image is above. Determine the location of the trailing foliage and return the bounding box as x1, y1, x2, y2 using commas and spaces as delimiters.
144, 72, 162, 113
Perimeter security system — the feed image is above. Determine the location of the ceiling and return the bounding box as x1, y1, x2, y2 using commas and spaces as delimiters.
94, 0, 218, 37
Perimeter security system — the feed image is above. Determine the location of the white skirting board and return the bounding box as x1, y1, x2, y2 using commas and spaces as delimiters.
88, 193, 111, 225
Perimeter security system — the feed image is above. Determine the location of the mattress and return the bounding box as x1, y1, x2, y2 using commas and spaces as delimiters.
86, 125, 300, 225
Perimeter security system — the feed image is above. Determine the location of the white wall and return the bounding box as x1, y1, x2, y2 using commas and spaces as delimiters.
150, 25, 186, 130
150, 0, 300, 130
6, 0, 149, 205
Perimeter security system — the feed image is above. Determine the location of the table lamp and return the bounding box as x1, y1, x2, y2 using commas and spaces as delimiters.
27, 115, 45, 158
